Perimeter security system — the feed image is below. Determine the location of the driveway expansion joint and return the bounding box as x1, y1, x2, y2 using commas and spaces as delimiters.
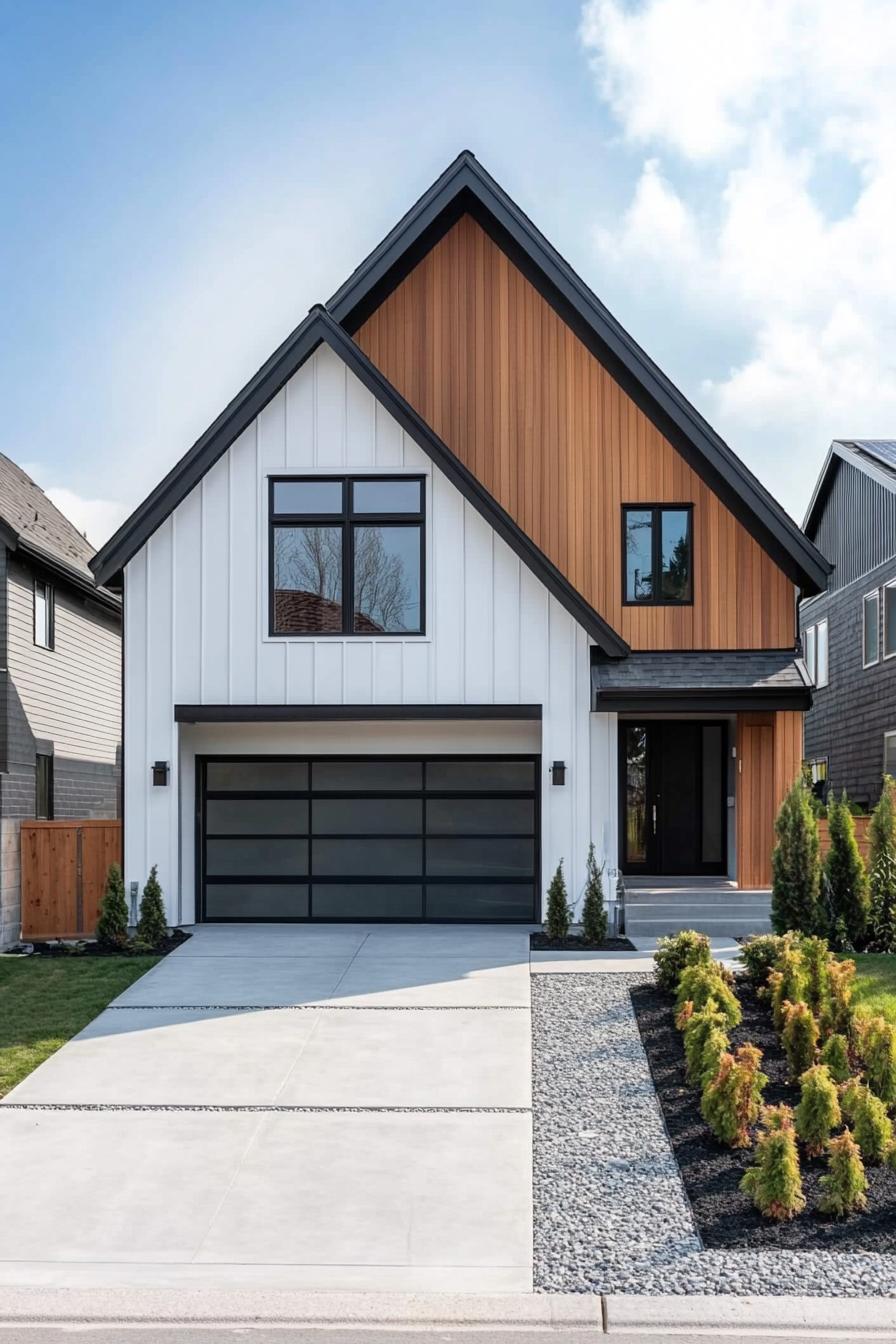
0, 1102, 533, 1114
106, 1002, 530, 1011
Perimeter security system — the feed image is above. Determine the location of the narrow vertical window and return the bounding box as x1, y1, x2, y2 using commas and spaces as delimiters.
885, 732, 896, 780
884, 581, 896, 660
34, 579, 54, 649
864, 590, 880, 668
816, 618, 829, 687
35, 753, 53, 820
803, 624, 816, 684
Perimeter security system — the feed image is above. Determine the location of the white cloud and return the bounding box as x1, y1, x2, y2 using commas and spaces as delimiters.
43, 487, 129, 549
580, 0, 896, 517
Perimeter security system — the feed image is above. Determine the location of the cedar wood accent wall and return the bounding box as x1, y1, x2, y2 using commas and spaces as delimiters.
356, 215, 797, 651
736, 710, 804, 888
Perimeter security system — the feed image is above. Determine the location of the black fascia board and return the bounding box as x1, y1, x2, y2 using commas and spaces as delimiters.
14, 538, 121, 616
328, 151, 831, 596
592, 687, 812, 713
175, 703, 544, 724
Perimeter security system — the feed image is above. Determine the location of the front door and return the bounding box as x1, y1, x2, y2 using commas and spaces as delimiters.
620, 721, 727, 876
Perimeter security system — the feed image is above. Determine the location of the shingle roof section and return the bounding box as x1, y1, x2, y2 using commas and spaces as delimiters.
592, 650, 811, 694
0, 454, 95, 577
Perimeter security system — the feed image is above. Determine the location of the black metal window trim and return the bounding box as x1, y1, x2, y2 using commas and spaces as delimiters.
622, 503, 694, 607
268, 475, 426, 638
35, 751, 54, 820
33, 577, 55, 650
863, 587, 881, 668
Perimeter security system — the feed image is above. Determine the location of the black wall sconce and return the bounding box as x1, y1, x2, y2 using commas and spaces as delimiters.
152, 761, 169, 787
550, 760, 567, 786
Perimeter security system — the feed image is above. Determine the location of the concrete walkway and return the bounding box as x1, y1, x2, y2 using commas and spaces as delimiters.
0, 925, 533, 1292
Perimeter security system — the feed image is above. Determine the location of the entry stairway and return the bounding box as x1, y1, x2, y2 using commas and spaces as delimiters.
622, 878, 772, 940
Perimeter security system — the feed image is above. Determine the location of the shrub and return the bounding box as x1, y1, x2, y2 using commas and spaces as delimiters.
96, 863, 129, 948
740, 1105, 806, 1220
136, 865, 168, 949
771, 778, 822, 936
770, 946, 808, 1030
856, 1015, 896, 1105
676, 963, 741, 1029
580, 843, 608, 945
819, 1033, 851, 1084
699, 1023, 731, 1091
828, 958, 856, 1035
801, 935, 832, 1023
739, 933, 791, 988
824, 792, 871, 949
818, 1130, 868, 1218
794, 1064, 841, 1156
781, 1000, 820, 1080
869, 776, 896, 952
701, 1043, 767, 1148
654, 929, 712, 993
681, 999, 729, 1086
545, 861, 571, 941
842, 1080, 893, 1163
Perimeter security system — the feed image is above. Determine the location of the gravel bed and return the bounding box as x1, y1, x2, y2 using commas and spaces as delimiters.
531, 972, 896, 1296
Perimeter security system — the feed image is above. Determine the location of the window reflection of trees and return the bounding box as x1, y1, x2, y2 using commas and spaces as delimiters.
275, 526, 342, 602
354, 527, 415, 633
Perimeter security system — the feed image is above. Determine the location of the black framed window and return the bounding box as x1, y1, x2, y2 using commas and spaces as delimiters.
34, 579, 55, 649
269, 476, 424, 636
35, 752, 53, 819
623, 505, 693, 604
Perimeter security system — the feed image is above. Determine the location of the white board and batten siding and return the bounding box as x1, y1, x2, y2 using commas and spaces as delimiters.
124, 344, 618, 922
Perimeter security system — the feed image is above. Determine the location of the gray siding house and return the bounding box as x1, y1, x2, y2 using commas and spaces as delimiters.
800, 439, 896, 808
0, 456, 121, 946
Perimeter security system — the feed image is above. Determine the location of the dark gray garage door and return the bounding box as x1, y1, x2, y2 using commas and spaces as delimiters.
199, 755, 539, 922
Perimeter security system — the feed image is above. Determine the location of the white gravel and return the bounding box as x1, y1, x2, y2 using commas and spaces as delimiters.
531, 972, 896, 1296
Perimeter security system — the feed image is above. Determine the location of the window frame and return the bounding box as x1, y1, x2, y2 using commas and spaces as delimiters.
884, 579, 896, 661
35, 752, 54, 820
863, 588, 881, 668
885, 731, 896, 781
803, 623, 817, 685
33, 577, 55, 650
268, 475, 426, 638
621, 503, 694, 606
815, 617, 829, 688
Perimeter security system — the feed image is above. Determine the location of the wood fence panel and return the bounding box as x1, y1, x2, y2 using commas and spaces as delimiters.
818, 816, 871, 867
21, 821, 122, 940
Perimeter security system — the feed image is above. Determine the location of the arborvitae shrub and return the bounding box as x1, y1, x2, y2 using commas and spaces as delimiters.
740, 1104, 806, 1220
771, 946, 808, 1031
781, 1000, 820, 1080
580, 842, 608, 945
96, 862, 129, 948
842, 1080, 893, 1163
545, 861, 571, 941
676, 963, 741, 1028
818, 1130, 868, 1217
824, 792, 871, 949
794, 1064, 841, 1157
819, 1033, 851, 1084
681, 999, 729, 1086
771, 778, 822, 935
701, 1044, 767, 1148
654, 929, 712, 993
857, 1015, 896, 1105
699, 1023, 731, 1090
136, 865, 168, 948
801, 936, 832, 1023
828, 958, 856, 1035
869, 776, 896, 952
739, 933, 792, 988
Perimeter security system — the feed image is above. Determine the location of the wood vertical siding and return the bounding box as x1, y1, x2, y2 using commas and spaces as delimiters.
356, 215, 797, 651
737, 710, 804, 888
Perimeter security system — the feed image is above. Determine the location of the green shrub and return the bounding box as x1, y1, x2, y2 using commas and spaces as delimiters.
818, 1130, 867, 1217
544, 861, 571, 941
681, 999, 729, 1086
701, 1043, 767, 1148
739, 933, 791, 988
856, 1015, 896, 1105
801, 935, 832, 1023
136, 865, 168, 949
824, 792, 871, 949
794, 1064, 841, 1157
580, 843, 608, 945
698, 1023, 731, 1090
654, 929, 712, 993
771, 778, 822, 936
869, 776, 896, 952
676, 963, 741, 1028
828, 958, 856, 1035
781, 1000, 819, 1081
842, 1080, 893, 1163
769, 945, 808, 1030
96, 862, 129, 949
740, 1104, 806, 1220
819, 1033, 851, 1084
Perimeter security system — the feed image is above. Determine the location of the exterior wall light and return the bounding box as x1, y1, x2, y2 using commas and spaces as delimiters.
152, 761, 169, 787
550, 760, 566, 786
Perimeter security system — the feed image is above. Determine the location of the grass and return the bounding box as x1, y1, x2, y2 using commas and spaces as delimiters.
0, 955, 160, 1097
850, 953, 896, 1024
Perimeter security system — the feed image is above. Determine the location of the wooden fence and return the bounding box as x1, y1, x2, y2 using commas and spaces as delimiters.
21, 820, 122, 941
817, 815, 871, 867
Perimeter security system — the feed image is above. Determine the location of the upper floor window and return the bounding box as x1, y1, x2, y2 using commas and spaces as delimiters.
269, 476, 424, 636
886, 730, 896, 780
803, 618, 829, 687
34, 579, 54, 649
884, 579, 896, 660
623, 505, 693, 605
864, 589, 880, 667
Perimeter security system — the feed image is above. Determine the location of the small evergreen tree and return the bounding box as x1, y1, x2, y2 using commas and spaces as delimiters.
819, 1033, 851, 1084
827, 958, 856, 1035
699, 1022, 731, 1091
136, 865, 168, 949
818, 1130, 868, 1217
842, 1080, 893, 1163
869, 776, 896, 952
580, 842, 607, 945
739, 933, 791, 988
701, 1044, 767, 1148
857, 1015, 896, 1105
740, 1104, 806, 1220
801, 936, 832, 1024
770, 946, 808, 1030
681, 998, 729, 1086
544, 861, 571, 941
794, 1064, 841, 1156
96, 862, 129, 948
676, 962, 741, 1028
781, 1000, 819, 1080
654, 929, 711, 992
824, 792, 870, 949
771, 778, 822, 935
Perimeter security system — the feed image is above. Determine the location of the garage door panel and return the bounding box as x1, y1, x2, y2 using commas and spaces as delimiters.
426, 798, 534, 836
425, 760, 535, 791
312, 838, 423, 877
204, 884, 309, 919
207, 761, 308, 791
312, 798, 422, 835
312, 884, 424, 919
312, 760, 422, 792
206, 838, 309, 877
426, 838, 535, 879
206, 798, 307, 835
425, 884, 535, 920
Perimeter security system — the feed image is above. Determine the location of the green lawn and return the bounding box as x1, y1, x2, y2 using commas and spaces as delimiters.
0, 955, 160, 1097
849, 953, 896, 1024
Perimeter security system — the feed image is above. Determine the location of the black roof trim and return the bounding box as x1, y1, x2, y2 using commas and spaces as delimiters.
596, 689, 812, 713
803, 439, 896, 539
91, 308, 628, 654
329, 151, 830, 596
591, 647, 812, 712
175, 702, 543, 724
16, 538, 121, 616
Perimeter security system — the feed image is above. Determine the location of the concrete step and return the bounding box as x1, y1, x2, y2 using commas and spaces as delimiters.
624, 891, 770, 906
625, 901, 770, 919
626, 915, 772, 938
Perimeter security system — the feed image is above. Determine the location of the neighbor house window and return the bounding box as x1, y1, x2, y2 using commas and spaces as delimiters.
805, 757, 828, 802
864, 589, 880, 667
623, 505, 693, 604
886, 731, 896, 780
816, 619, 829, 687
884, 580, 896, 660
803, 624, 816, 684
35, 753, 53, 819
269, 477, 424, 636
33, 579, 54, 649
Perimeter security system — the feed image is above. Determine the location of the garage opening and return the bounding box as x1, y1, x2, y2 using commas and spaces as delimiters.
198, 754, 540, 922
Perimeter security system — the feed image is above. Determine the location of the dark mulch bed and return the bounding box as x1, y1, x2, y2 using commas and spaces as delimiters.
26, 929, 191, 958
631, 977, 896, 1251
529, 932, 635, 951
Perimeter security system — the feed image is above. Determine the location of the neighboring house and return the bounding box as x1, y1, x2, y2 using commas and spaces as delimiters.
800, 439, 896, 809
90, 152, 829, 928
0, 456, 121, 947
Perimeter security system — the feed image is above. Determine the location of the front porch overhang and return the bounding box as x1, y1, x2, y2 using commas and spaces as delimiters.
590, 649, 813, 714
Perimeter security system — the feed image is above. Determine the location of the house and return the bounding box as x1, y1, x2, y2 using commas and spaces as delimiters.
800, 439, 896, 809
89, 153, 829, 929
0, 456, 121, 947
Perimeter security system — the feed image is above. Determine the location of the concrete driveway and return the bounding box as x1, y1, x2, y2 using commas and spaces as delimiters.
0, 925, 533, 1292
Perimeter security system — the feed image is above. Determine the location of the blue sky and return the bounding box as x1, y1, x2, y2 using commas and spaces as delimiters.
2, 0, 894, 543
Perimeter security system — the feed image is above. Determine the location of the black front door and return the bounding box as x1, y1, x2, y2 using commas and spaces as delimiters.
620, 721, 727, 876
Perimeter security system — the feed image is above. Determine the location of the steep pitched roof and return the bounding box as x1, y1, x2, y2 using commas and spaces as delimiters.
90, 307, 629, 655
330, 151, 830, 596
803, 438, 896, 538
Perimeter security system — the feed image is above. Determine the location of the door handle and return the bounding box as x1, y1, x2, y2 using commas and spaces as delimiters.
652, 803, 657, 835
